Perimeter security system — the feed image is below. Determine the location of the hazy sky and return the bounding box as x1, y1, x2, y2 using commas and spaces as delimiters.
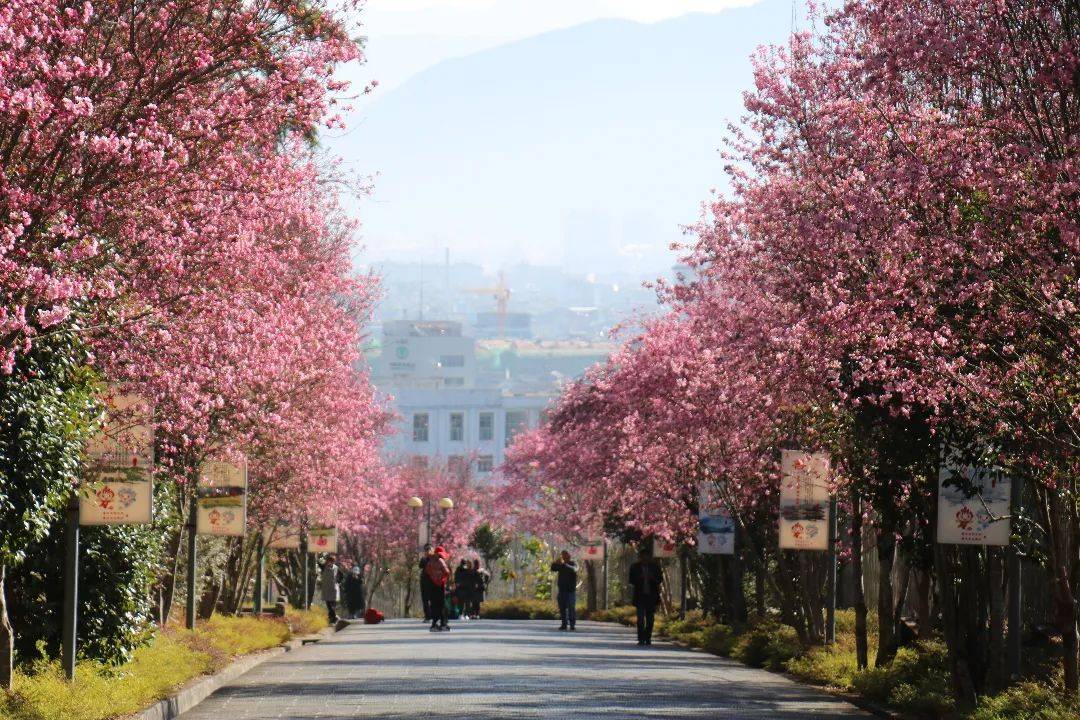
330, 0, 789, 274
361, 0, 757, 39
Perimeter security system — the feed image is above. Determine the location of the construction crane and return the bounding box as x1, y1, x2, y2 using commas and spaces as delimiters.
463, 271, 511, 338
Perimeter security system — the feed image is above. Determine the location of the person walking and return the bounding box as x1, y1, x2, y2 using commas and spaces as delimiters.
425, 546, 452, 631
454, 559, 475, 620
629, 546, 663, 645
343, 565, 366, 619
550, 550, 578, 631
418, 544, 434, 622
472, 559, 490, 619
319, 554, 342, 624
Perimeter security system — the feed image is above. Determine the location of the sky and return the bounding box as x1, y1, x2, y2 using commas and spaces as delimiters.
329, 0, 788, 274
361, 0, 758, 40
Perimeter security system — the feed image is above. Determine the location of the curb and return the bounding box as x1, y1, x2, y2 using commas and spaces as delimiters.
133, 622, 345, 720
606, 626, 903, 720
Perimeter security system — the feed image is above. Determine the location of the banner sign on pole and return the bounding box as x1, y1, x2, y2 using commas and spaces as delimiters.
265, 524, 303, 550
697, 483, 735, 555
307, 526, 338, 554
937, 460, 1011, 546
653, 539, 678, 558
196, 461, 247, 536
579, 539, 605, 561
80, 393, 154, 525
779, 450, 831, 551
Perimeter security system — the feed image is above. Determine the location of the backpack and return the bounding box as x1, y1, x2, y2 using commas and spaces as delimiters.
425, 557, 448, 585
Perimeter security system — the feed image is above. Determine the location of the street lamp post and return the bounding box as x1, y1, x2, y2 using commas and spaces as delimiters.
407, 495, 454, 548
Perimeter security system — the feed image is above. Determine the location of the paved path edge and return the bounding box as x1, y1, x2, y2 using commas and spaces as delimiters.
660, 635, 903, 720
130, 622, 342, 720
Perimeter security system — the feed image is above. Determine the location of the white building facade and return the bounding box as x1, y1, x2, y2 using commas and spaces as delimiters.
371, 320, 551, 478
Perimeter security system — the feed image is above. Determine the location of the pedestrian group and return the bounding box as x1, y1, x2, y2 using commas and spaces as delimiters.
321, 543, 666, 647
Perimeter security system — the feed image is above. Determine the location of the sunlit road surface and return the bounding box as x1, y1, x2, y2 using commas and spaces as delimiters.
180, 619, 871, 719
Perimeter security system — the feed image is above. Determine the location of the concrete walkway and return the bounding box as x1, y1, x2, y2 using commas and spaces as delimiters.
180, 619, 871, 719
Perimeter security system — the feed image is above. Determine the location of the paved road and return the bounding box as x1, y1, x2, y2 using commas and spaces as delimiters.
180, 619, 870, 719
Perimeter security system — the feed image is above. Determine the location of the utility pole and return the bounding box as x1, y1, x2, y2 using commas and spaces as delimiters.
253, 535, 265, 615
61, 494, 79, 680
826, 494, 838, 644
185, 493, 197, 629
679, 551, 688, 620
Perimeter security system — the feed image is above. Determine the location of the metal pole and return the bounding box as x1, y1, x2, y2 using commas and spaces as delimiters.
826, 494, 838, 644
61, 494, 79, 681
679, 551, 688, 620
185, 494, 197, 629
254, 537, 265, 615
1007, 476, 1023, 679
602, 540, 609, 610
301, 538, 309, 610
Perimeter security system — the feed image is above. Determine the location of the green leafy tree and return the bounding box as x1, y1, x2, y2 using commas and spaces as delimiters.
0, 330, 99, 688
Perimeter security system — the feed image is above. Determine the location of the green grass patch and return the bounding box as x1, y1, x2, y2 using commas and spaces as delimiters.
0, 612, 324, 720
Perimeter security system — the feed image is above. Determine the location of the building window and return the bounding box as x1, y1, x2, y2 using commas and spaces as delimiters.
439, 354, 465, 368
412, 413, 429, 442
477, 455, 494, 473
505, 410, 528, 447
479, 412, 494, 442
449, 412, 464, 442
444, 377, 465, 387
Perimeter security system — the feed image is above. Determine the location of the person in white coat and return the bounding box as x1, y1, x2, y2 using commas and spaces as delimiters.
319, 554, 341, 623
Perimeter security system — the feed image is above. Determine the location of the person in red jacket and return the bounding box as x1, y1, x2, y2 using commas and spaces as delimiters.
425, 546, 452, 632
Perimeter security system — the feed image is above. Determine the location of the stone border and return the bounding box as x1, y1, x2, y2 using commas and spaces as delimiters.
131, 623, 342, 720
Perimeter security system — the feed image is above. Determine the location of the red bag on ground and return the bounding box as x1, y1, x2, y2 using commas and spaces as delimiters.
364, 607, 384, 624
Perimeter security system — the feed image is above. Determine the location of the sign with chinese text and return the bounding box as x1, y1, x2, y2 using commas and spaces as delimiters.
307, 526, 338, 554
779, 450, 831, 551
196, 461, 247, 536
265, 524, 303, 550
80, 393, 154, 525
697, 483, 735, 555
936, 463, 1011, 546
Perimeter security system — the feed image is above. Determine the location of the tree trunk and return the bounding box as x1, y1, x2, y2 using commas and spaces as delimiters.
0, 564, 13, 691
851, 490, 869, 669
912, 567, 934, 639
585, 561, 598, 613
754, 563, 766, 616
155, 522, 185, 625
875, 525, 897, 666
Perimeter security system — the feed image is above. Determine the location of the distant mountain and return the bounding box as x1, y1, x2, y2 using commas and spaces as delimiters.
328, 0, 794, 273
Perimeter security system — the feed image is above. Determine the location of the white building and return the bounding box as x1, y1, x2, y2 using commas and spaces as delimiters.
371, 320, 552, 478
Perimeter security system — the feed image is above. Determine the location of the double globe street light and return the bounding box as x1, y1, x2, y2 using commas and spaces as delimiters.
407, 495, 454, 548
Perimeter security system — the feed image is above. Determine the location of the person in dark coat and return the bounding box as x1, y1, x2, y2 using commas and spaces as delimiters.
550, 550, 578, 631
343, 565, 366, 619
454, 559, 474, 619
471, 559, 490, 618
628, 546, 664, 645
418, 544, 434, 621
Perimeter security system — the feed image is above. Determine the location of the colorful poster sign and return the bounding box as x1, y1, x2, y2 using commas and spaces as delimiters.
307, 526, 338, 554
196, 461, 247, 536
265, 524, 303, 550
80, 393, 154, 525
578, 539, 605, 561
697, 483, 735, 555
936, 463, 1011, 546
779, 450, 831, 551
652, 539, 678, 558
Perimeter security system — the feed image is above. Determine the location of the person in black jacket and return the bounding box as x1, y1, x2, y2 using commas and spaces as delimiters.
343, 565, 366, 619
418, 544, 434, 621
628, 546, 663, 645
550, 550, 578, 631
454, 559, 474, 619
